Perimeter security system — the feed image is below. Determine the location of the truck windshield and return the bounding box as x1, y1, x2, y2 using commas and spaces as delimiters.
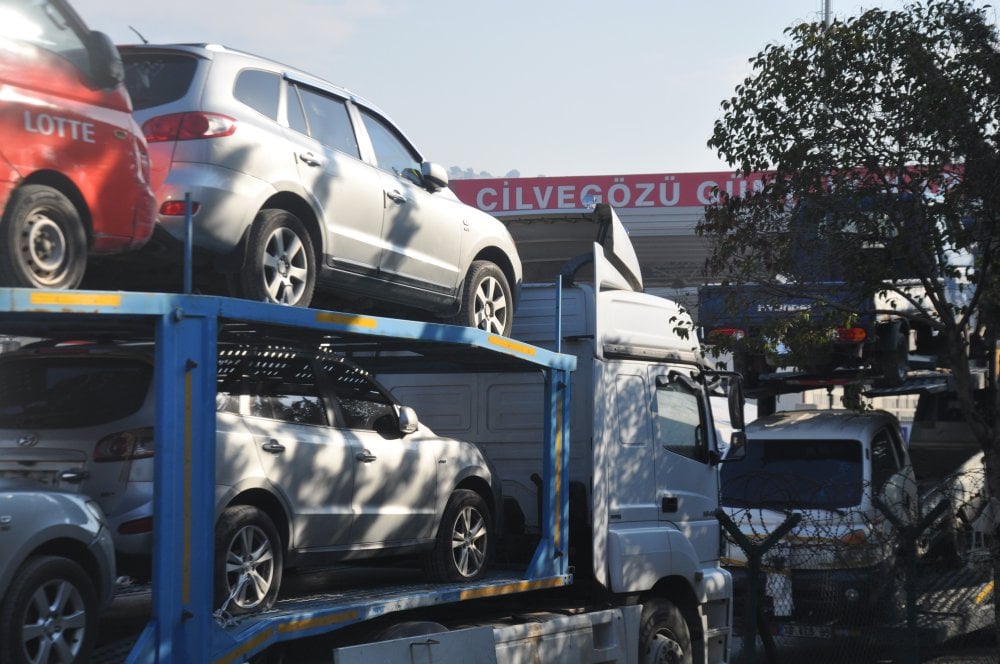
721, 438, 864, 510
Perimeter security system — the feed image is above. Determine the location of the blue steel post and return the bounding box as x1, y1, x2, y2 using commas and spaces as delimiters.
130, 305, 217, 663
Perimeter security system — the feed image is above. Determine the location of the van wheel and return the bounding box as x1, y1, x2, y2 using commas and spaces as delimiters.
230, 209, 315, 307
449, 261, 512, 336
425, 489, 493, 582
0, 185, 87, 289
215, 506, 283, 615
0, 555, 98, 664
639, 598, 692, 664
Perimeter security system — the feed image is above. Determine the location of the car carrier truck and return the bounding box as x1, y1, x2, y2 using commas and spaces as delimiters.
364, 203, 741, 663
0, 205, 739, 663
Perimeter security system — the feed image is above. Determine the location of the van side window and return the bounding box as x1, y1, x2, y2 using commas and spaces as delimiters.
654, 378, 707, 463
870, 430, 899, 491
234, 69, 280, 120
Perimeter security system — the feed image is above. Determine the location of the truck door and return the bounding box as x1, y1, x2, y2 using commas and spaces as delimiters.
650, 368, 720, 563
607, 366, 658, 522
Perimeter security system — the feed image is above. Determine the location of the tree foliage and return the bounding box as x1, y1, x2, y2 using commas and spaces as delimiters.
698, 0, 1000, 607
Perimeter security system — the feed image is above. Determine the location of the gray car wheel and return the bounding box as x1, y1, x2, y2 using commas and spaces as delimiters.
0, 185, 87, 290
450, 260, 512, 336
230, 209, 315, 307
215, 505, 283, 615
425, 489, 493, 582
0, 555, 98, 664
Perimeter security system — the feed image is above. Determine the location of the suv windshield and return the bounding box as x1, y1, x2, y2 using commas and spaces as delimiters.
0, 355, 151, 428
122, 51, 198, 109
721, 438, 864, 510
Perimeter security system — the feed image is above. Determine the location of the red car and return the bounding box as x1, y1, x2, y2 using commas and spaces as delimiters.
0, 0, 155, 289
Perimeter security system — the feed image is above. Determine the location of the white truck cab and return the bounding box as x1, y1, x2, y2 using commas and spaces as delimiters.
379, 204, 738, 662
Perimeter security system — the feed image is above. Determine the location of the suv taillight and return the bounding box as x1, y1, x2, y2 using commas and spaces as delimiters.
94, 427, 155, 462
708, 327, 747, 343
142, 112, 237, 142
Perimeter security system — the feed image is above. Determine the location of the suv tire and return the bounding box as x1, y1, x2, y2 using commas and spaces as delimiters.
215, 505, 283, 615
450, 261, 512, 336
424, 489, 492, 582
230, 209, 316, 307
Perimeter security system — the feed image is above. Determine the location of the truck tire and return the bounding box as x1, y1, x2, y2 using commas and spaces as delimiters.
639, 598, 692, 664
215, 505, 284, 615
0, 555, 98, 664
424, 489, 493, 582
0, 185, 87, 289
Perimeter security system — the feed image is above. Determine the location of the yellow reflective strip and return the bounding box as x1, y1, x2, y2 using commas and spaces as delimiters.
976, 581, 994, 605
459, 577, 566, 601
29, 292, 121, 307
214, 627, 275, 664
554, 396, 563, 549
277, 609, 360, 634
315, 312, 378, 328
182, 371, 192, 604
488, 335, 536, 356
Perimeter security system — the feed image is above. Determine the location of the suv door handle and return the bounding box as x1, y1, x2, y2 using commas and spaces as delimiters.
386, 189, 406, 205
298, 151, 322, 167
262, 439, 285, 454
356, 449, 377, 463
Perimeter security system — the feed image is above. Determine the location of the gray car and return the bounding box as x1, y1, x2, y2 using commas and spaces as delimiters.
0, 479, 116, 664
117, 44, 521, 336
0, 341, 499, 615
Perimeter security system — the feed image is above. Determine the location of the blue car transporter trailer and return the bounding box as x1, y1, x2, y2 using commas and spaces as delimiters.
0, 288, 576, 664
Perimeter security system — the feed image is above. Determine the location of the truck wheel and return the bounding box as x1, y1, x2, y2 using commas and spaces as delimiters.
425, 489, 493, 582
230, 209, 315, 307
449, 261, 513, 336
875, 328, 908, 388
215, 505, 284, 615
0, 555, 98, 664
0, 185, 87, 289
639, 598, 692, 664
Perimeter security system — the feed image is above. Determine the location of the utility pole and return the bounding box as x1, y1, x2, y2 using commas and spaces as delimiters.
824, 0, 832, 27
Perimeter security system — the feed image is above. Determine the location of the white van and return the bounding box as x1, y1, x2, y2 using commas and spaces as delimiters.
720, 409, 917, 627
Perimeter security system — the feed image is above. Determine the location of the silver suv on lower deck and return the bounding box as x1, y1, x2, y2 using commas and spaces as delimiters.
115, 44, 520, 336
0, 341, 499, 614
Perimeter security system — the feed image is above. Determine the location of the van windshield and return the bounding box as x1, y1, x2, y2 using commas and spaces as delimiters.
721, 438, 864, 510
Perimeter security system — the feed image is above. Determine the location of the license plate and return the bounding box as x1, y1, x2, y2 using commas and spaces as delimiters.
778, 624, 832, 639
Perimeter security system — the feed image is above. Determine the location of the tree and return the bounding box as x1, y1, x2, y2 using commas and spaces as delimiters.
698, 0, 1000, 636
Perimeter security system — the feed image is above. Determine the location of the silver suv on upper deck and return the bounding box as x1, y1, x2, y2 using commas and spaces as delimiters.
117, 44, 520, 335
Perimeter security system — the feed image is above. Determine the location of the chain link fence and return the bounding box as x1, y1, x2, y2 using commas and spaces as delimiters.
721, 463, 996, 663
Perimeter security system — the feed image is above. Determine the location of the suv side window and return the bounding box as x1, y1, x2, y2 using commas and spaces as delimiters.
358, 109, 421, 179
234, 69, 280, 120
295, 85, 360, 158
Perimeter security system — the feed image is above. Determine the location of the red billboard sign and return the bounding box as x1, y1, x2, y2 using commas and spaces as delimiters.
450, 171, 768, 212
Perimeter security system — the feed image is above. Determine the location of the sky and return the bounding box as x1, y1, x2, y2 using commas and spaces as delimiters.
72, 0, 993, 179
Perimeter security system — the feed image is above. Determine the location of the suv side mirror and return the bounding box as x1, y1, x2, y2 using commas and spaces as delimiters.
421, 161, 448, 192
398, 406, 419, 435
88, 31, 124, 89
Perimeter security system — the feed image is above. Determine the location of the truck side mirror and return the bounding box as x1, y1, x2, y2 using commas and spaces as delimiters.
727, 377, 745, 430
88, 31, 124, 89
